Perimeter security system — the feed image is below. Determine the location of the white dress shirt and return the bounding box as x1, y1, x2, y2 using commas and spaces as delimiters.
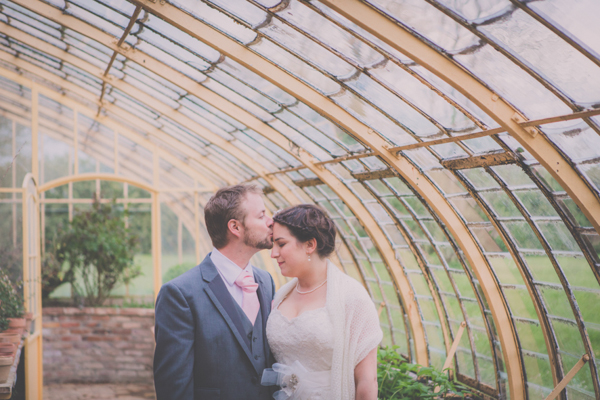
210, 247, 254, 309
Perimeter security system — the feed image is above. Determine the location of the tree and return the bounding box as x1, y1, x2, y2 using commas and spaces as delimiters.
53, 197, 141, 306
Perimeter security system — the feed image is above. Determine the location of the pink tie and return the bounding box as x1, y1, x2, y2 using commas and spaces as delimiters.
235, 271, 260, 325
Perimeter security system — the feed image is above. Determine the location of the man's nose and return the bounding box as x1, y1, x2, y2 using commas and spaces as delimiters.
266, 216, 273, 227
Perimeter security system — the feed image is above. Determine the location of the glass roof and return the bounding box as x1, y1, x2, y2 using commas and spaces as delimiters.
0, 0, 599, 398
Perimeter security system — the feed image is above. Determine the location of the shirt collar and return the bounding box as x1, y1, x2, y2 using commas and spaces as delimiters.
210, 247, 253, 287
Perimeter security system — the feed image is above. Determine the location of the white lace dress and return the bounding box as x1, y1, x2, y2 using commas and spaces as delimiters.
265, 261, 382, 400
266, 305, 334, 400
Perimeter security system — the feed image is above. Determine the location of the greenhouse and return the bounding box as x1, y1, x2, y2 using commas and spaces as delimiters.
0, 0, 598, 399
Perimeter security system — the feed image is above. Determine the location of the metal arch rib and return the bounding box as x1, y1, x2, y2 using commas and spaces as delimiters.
17, 0, 430, 363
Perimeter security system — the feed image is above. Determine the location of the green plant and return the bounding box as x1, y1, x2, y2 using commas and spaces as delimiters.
163, 262, 196, 283
41, 237, 70, 300
53, 197, 141, 307
0, 270, 24, 320
0, 242, 22, 288
377, 346, 475, 399
0, 315, 8, 332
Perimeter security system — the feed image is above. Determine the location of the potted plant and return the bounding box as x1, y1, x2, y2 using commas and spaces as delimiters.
0, 353, 13, 383
0, 272, 25, 338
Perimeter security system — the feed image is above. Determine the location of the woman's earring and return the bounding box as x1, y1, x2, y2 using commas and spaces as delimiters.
308, 254, 311, 262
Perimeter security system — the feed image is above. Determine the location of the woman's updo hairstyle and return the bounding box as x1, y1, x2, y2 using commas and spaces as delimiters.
273, 204, 336, 258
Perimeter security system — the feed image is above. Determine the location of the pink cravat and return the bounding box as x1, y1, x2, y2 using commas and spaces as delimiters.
235, 271, 260, 325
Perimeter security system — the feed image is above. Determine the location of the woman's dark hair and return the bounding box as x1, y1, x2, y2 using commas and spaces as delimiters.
273, 204, 336, 258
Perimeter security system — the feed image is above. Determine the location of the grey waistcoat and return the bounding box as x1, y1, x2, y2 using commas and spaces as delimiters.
235, 301, 268, 373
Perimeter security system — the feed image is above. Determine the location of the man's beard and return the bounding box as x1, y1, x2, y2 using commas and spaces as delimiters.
243, 228, 273, 250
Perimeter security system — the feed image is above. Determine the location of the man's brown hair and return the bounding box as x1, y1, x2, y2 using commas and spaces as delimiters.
204, 184, 263, 249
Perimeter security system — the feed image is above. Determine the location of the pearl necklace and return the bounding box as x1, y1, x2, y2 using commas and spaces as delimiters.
295, 279, 327, 295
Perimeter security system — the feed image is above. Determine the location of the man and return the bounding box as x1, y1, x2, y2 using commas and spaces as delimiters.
154, 184, 276, 399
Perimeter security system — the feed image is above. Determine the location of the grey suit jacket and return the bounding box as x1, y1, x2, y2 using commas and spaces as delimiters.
153, 254, 276, 400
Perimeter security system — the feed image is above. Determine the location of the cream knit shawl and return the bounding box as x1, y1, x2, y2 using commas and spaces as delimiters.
272, 260, 383, 399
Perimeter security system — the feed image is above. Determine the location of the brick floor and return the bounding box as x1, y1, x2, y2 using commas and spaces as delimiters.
43, 383, 155, 400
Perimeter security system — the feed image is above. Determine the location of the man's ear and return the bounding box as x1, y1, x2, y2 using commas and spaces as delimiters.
227, 219, 243, 240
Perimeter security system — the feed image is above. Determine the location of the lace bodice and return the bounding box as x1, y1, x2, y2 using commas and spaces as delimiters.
266, 307, 334, 372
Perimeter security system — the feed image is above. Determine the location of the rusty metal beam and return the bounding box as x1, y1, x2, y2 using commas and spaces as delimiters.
99, 5, 142, 105
352, 169, 396, 181
441, 152, 516, 170
263, 108, 600, 173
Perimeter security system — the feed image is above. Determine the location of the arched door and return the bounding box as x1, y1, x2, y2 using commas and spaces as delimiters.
22, 173, 42, 400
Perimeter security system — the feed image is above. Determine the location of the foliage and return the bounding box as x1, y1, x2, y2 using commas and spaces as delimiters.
0, 242, 23, 288
0, 270, 24, 320
52, 198, 141, 306
163, 262, 196, 283
41, 237, 69, 300
378, 346, 476, 399
0, 315, 8, 332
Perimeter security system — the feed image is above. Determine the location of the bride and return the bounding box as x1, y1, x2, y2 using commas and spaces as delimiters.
262, 204, 382, 400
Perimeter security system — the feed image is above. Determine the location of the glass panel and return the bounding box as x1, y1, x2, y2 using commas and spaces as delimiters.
366, 0, 480, 52
370, 60, 476, 132
480, 9, 600, 104
259, 14, 356, 79
530, 0, 600, 56
455, 44, 571, 119
251, 38, 340, 95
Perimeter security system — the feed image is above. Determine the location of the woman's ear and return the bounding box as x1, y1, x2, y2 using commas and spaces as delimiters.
305, 237, 317, 254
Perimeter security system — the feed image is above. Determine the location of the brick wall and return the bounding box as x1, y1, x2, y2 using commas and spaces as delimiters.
42, 307, 155, 384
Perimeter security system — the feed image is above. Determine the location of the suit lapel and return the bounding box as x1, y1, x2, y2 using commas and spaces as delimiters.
202, 257, 254, 366
253, 268, 272, 363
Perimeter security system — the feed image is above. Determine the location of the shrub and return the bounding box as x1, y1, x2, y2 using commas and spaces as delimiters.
378, 346, 477, 399
163, 262, 196, 283
0, 270, 24, 323
41, 237, 69, 300
51, 198, 141, 306
0, 243, 22, 288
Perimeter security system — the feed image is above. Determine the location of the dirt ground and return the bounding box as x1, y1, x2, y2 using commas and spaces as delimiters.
43, 383, 155, 400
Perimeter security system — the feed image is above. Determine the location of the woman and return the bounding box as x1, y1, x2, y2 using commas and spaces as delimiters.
262, 204, 382, 400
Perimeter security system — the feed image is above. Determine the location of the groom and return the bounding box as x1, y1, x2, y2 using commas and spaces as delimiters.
154, 184, 276, 399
